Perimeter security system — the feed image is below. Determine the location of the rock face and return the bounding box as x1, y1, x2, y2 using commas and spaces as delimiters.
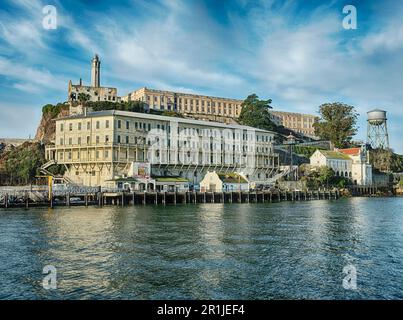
34, 105, 69, 143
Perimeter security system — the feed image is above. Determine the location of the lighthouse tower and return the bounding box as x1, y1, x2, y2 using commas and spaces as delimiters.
91, 54, 100, 87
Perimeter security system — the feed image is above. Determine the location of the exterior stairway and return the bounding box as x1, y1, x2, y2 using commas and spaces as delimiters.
39, 160, 74, 184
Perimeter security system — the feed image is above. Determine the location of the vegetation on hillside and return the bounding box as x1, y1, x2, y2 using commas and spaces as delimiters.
301, 166, 350, 189
86, 100, 148, 113
313, 102, 358, 148
42, 103, 69, 117
0, 143, 45, 184
369, 148, 403, 173
161, 110, 184, 118
293, 145, 326, 158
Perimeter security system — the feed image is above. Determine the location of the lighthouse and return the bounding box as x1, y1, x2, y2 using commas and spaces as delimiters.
91, 54, 100, 87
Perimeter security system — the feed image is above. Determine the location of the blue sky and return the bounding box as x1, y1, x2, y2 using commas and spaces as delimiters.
1, 0, 403, 153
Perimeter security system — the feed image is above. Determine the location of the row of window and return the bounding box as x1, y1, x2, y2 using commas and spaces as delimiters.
144, 94, 241, 108
60, 120, 111, 132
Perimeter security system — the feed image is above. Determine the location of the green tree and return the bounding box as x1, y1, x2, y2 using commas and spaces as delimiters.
317, 166, 334, 186
238, 94, 277, 131
313, 102, 358, 148
77, 93, 91, 105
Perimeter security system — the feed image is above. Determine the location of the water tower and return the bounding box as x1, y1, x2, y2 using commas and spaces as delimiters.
367, 109, 390, 150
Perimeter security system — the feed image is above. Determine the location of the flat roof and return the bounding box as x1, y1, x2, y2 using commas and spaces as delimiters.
58, 110, 276, 134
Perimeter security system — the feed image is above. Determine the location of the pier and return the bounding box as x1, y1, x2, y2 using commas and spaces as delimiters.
0, 189, 340, 209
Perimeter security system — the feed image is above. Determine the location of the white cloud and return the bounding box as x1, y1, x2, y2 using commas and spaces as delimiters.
0, 56, 65, 92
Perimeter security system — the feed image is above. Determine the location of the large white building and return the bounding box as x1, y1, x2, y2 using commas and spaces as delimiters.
45, 110, 280, 188
310, 147, 373, 185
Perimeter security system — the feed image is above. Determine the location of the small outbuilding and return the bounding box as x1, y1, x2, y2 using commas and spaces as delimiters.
200, 171, 249, 192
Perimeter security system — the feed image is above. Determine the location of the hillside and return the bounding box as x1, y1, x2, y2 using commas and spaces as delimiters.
369, 149, 403, 173
0, 142, 46, 185
35, 103, 70, 143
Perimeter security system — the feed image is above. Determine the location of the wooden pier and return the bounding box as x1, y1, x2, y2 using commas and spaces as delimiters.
0, 189, 340, 209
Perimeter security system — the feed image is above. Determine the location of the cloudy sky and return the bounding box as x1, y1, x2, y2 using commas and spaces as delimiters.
1, 0, 402, 153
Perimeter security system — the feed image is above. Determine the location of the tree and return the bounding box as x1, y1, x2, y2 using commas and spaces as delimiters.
77, 93, 91, 105
313, 102, 358, 148
317, 166, 334, 186
238, 94, 277, 131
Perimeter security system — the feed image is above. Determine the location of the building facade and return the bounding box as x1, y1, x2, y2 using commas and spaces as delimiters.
338, 147, 372, 186
269, 111, 318, 138
122, 87, 243, 121
45, 110, 280, 188
310, 150, 353, 179
199, 171, 249, 192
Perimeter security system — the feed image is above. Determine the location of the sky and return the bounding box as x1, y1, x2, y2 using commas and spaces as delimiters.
0, 0, 402, 153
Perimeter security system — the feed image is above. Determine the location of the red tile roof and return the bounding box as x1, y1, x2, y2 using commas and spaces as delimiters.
339, 147, 360, 155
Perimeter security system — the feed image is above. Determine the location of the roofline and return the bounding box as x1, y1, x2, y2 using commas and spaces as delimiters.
316, 149, 352, 160
125, 86, 244, 102
56, 110, 277, 134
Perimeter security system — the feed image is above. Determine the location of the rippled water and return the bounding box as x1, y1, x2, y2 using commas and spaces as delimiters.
0, 197, 402, 299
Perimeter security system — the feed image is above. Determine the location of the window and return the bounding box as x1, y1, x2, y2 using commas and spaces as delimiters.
126, 136, 129, 144
126, 121, 130, 130
68, 138, 72, 145
105, 150, 109, 159
96, 136, 100, 144
69, 123, 73, 131
117, 120, 121, 129
60, 124, 64, 132
86, 136, 90, 144
105, 135, 109, 143
60, 138, 63, 145
117, 135, 121, 143
87, 122, 91, 130
96, 121, 100, 129
78, 137, 81, 145
106, 120, 109, 128
78, 123, 82, 131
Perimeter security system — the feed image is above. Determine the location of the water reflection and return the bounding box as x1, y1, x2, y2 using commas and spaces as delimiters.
0, 198, 402, 299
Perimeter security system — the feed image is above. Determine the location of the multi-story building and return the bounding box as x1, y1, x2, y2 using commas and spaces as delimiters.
122, 88, 319, 137
269, 111, 318, 138
45, 110, 280, 188
122, 87, 243, 122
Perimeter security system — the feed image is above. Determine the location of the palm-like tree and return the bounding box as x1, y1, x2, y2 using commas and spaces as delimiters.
77, 93, 91, 105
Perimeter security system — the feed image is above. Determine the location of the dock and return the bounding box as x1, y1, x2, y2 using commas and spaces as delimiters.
0, 189, 341, 209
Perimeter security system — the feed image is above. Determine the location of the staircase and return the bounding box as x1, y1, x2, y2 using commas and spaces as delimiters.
266, 165, 298, 184
39, 160, 73, 184
40, 160, 56, 176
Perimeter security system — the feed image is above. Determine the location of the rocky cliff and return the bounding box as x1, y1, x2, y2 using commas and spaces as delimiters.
34, 103, 70, 143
